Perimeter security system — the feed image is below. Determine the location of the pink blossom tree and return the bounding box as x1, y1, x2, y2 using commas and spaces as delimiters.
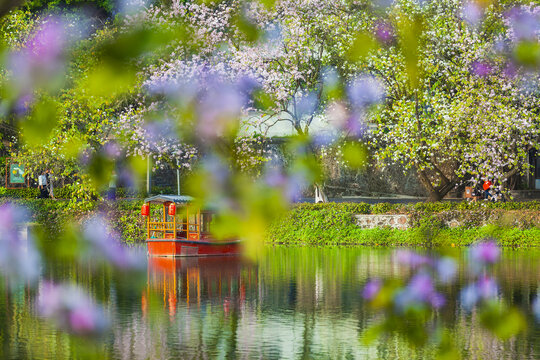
368, 0, 540, 201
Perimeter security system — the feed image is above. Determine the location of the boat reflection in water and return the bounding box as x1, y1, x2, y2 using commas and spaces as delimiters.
143, 256, 256, 318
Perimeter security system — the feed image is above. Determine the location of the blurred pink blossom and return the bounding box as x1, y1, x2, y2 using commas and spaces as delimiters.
38, 281, 108, 335
346, 75, 385, 109
8, 17, 68, 98
462, 1, 484, 26
470, 239, 500, 264
83, 215, 146, 270
374, 21, 394, 43
0, 204, 41, 286
470, 61, 493, 77
362, 278, 382, 300
395, 250, 432, 268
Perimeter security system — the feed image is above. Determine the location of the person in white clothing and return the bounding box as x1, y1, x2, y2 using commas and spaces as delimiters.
38, 171, 48, 199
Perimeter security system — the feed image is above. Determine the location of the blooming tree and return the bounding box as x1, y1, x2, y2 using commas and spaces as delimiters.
122, 0, 385, 200
367, 0, 540, 200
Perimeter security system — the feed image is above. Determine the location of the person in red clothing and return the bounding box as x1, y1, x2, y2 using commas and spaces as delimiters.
483, 179, 493, 200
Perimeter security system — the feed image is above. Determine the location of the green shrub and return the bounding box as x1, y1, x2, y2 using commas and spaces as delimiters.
371, 202, 396, 214
267, 202, 540, 247
0, 187, 40, 198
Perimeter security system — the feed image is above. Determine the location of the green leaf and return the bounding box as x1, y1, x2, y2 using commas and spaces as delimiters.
347, 31, 377, 62
342, 141, 368, 169
360, 322, 384, 345
513, 41, 540, 67
479, 301, 526, 340
20, 97, 59, 147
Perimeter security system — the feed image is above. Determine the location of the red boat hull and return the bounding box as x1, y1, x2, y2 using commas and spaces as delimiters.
146, 238, 241, 257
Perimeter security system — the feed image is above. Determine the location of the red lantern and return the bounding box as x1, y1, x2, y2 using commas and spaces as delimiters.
168, 203, 176, 216
141, 204, 149, 216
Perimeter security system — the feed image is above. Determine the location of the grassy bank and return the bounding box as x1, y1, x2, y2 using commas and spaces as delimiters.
267, 202, 540, 247
0, 198, 145, 244
2, 199, 540, 247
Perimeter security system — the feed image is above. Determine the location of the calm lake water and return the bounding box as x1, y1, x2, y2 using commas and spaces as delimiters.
1, 246, 540, 359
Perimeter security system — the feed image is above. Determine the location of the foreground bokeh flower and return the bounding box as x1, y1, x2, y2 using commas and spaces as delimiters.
395, 272, 446, 311
7, 17, 68, 100
460, 276, 499, 310
362, 278, 382, 300
38, 281, 109, 335
83, 215, 146, 270
470, 239, 500, 265
395, 250, 432, 268
0, 204, 41, 286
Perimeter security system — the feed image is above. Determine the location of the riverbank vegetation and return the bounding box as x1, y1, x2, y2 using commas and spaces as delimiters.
5, 198, 540, 247
267, 202, 540, 247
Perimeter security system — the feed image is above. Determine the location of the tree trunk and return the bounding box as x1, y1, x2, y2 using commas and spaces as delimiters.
314, 183, 328, 203
418, 170, 456, 202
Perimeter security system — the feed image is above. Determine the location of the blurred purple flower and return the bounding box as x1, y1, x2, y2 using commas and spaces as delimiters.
197, 78, 245, 141
237, 75, 260, 98
394, 289, 416, 311
460, 277, 498, 311
284, 172, 307, 202
462, 1, 484, 26
103, 141, 121, 160
503, 61, 518, 78
471, 61, 493, 77
436, 257, 457, 284
374, 21, 394, 43
429, 292, 446, 309
27, 19, 66, 62
8, 17, 68, 98
83, 215, 145, 270
263, 163, 306, 202
143, 119, 179, 151
0, 204, 41, 285
477, 275, 498, 299
345, 113, 369, 139
533, 297, 540, 321
294, 93, 318, 120
347, 75, 385, 109
395, 272, 441, 311
407, 273, 435, 302
264, 167, 287, 188
460, 284, 480, 310
13, 93, 34, 115
117, 167, 136, 189
395, 250, 432, 268
505, 8, 540, 42
203, 156, 230, 185
470, 239, 500, 265
38, 281, 108, 335
362, 278, 382, 300
311, 132, 338, 147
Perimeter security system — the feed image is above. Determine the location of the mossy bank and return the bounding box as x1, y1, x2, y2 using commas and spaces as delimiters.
3, 199, 540, 247
266, 202, 540, 247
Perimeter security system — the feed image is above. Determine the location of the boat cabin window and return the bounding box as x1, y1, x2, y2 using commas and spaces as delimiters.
188, 212, 199, 232
201, 212, 213, 233
145, 201, 211, 240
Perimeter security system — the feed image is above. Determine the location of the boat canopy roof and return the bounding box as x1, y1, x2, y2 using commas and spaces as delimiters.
144, 195, 194, 204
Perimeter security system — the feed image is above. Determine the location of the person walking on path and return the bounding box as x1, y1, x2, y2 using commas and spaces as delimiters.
483, 178, 493, 200
38, 171, 48, 199
45, 169, 55, 199
107, 170, 117, 201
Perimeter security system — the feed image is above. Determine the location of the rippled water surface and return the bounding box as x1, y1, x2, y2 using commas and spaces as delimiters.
1, 246, 540, 359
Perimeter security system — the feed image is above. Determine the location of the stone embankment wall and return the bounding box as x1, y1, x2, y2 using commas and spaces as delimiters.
355, 214, 410, 230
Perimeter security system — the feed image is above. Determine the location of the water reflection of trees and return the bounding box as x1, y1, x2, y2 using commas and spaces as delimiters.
1, 248, 540, 359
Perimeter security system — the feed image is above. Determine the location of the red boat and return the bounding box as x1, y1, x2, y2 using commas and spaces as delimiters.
141, 195, 242, 257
